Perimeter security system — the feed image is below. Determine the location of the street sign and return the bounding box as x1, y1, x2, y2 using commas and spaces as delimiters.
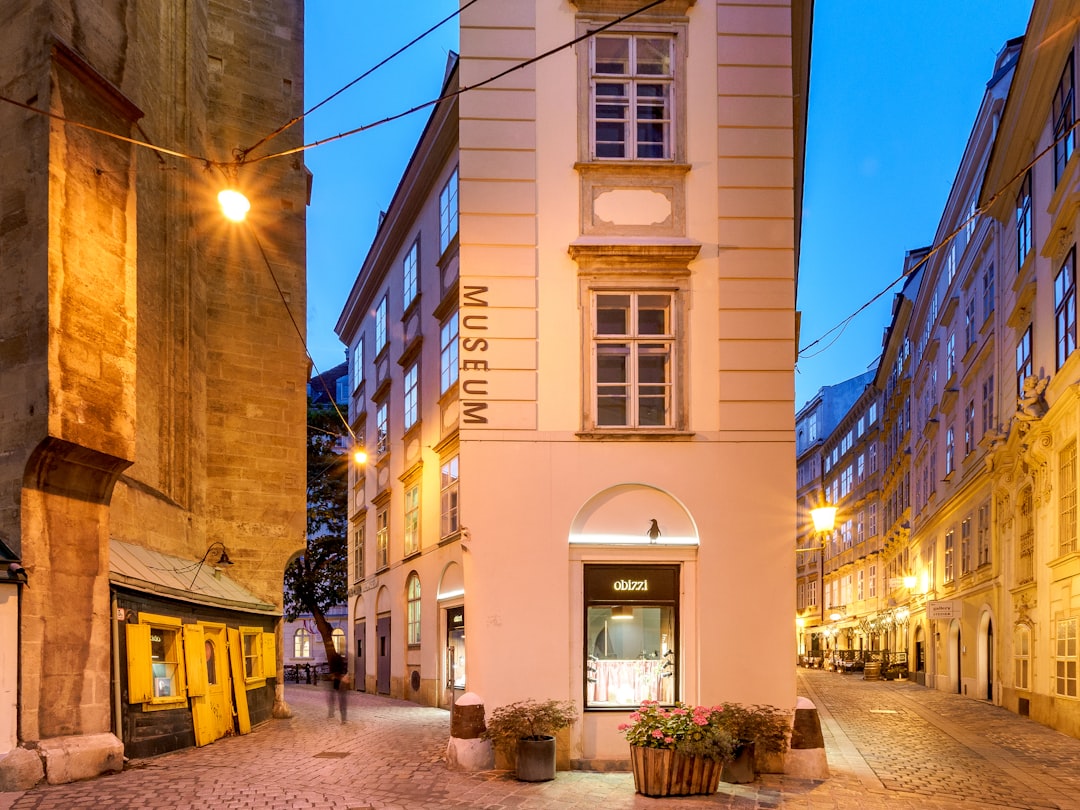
927, 599, 961, 620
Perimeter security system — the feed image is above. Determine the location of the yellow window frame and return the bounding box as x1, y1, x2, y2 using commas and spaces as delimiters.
127, 612, 188, 711
239, 625, 275, 686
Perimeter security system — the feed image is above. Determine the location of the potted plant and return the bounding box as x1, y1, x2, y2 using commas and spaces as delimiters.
482, 698, 578, 782
620, 701, 737, 797
713, 703, 790, 783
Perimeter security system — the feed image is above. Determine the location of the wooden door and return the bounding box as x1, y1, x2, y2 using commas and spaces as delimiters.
376, 615, 390, 694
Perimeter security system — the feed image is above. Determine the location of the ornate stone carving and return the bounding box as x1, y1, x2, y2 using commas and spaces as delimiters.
1013, 375, 1049, 433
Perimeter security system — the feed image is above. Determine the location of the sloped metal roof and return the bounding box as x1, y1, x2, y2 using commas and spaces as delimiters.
109, 539, 278, 614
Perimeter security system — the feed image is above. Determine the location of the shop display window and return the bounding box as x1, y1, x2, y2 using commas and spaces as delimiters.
151, 626, 180, 698
584, 564, 678, 708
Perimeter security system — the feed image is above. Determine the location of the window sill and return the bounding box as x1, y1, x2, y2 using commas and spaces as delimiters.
576, 430, 694, 441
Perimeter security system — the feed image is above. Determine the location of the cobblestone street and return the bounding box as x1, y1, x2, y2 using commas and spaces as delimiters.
5, 670, 1080, 809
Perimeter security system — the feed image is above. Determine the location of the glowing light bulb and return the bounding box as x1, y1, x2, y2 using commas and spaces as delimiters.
218, 189, 251, 222
352, 448, 368, 466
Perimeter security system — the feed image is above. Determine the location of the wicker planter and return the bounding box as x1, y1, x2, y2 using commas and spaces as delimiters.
630, 746, 725, 797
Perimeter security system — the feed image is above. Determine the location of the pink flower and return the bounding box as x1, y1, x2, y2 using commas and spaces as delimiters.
672, 708, 687, 716
628, 712, 641, 722
693, 717, 708, 726
664, 736, 674, 744
651, 729, 664, 739
617, 724, 629, 731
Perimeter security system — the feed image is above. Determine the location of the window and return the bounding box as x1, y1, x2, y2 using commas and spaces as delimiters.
944, 530, 955, 583
946, 332, 956, 379
591, 34, 673, 160
1056, 617, 1078, 697
1018, 487, 1035, 584
945, 426, 955, 476
332, 628, 346, 655
404, 483, 420, 556
352, 523, 365, 582
857, 416, 865, 437
808, 579, 817, 608
965, 297, 976, 349
868, 403, 877, 424
440, 456, 460, 538
946, 244, 956, 283
403, 240, 419, 310
1016, 327, 1033, 398
1015, 625, 1030, 691
1061, 440, 1078, 556
403, 362, 419, 431
982, 374, 995, 436
857, 454, 865, 481
585, 565, 677, 707
376, 401, 389, 457
407, 574, 421, 645
1054, 51, 1076, 187
1016, 171, 1032, 270
1056, 248, 1077, 370
440, 311, 459, 393
147, 622, 182, 699
964, 400, 975, 456
857, 569, 864, 600
978, 501, 992, 566
868, 564, 876, 598
294, 628, 311, 659
868, 503, 877, 537
593, 291, 674, 428
241, 627, 268, 682
868, 444, 878, 474
961, 516, 972, 576
351, 336, 364, 392
982, 264, 995, 320
376, 506, 389, 570
375, 295, 388, 354
439, 166, 459, 252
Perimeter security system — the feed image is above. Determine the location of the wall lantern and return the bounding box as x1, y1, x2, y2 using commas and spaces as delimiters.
810, 505, 837, 534
189, 541, 234, 588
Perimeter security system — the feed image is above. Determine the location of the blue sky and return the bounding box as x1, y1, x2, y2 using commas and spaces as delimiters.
302, 1, 1035, 407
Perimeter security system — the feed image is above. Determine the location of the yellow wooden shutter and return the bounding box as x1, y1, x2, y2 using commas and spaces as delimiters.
226, 627, 251, 734
125, 623, 153, 703
261, 632, 277, 680
183, 624, 207, 698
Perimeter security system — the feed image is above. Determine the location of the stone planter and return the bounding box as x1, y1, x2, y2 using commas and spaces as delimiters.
515, 736, 556, 782
630, 746, 724, 797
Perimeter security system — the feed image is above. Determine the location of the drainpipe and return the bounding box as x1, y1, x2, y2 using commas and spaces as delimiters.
111, 592, 122, 740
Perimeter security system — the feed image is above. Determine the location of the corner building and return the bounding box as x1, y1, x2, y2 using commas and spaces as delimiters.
339, 0, 811, 768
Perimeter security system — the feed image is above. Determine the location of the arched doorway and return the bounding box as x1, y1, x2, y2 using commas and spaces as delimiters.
949, 619, 962, 695
352, 595, 366, 693
914, 625, 926, 686
438, 562, 465, 709
977, 610, 994, 702
375, 586, 392, 695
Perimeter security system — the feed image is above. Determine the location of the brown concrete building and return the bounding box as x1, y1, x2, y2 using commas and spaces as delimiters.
0, 1, 307, 785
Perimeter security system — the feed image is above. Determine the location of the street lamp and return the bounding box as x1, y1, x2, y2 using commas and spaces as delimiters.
218, 188, 251, 222
810, 504, 837, 533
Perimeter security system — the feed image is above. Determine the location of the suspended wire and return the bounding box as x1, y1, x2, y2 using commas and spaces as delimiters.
244, 0, 668, 165
798, 117, 1080, 359
240, 0, 480, 161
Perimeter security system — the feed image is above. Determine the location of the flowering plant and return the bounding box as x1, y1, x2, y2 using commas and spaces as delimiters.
619, 701, 737, 762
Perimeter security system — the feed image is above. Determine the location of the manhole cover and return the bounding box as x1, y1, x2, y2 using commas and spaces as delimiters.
314, 751, 350, 758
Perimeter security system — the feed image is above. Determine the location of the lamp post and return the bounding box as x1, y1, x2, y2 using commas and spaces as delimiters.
797, 499, 836, 663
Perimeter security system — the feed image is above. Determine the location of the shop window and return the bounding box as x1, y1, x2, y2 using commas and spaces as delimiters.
125, 613, 189, 707
294, 628, 311, 659
584, 565, 677, 708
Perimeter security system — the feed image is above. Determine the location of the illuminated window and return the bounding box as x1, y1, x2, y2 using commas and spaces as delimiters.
1056, 248, 1076, 370
352, 521, 365, 582
944, 530, 955, 583
591, 34, 672, 160
404, 483, 420, 556
960, 516, 972, 576
376, 506, 389, 570
1016, 171, 1032, 270
584, 565, 678, 708
351, 336, 364, 392
376, 401, 389, 456
1056, 617, 1078, 697
1061, 440, 1078, 556
1054, 51, 1075, 187
407, 574, 421, 646
332, 628, 346, 655
294, 628, 311, 659
403, 362, 419, 431
375, 294, 388, 354
150, 626, 182, 699
241, 628, 263, 681
440, 456, 459, 538
1016, 327, 1033, 399
1015, 625, 1030, 691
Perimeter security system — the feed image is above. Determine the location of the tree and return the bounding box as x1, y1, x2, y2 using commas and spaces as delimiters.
284, 402, 349, 664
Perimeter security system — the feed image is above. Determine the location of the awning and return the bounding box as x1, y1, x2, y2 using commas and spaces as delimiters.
109, 539, 278, 615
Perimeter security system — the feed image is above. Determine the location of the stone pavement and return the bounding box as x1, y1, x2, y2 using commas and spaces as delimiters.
5, 670, 1080, 809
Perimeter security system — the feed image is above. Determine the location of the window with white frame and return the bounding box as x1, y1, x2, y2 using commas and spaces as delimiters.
1056, 617, 1078, 697
982, 264, 995, 320
868, 402, 877, 424
1061, 440, 1078, 556
294, 628, 311, 659
868, 503, 877, 537
965, 297, 976, 349
375, 294, 388, 354
1056, 248, 1076, 370
945, 426, 955, 476
808, 579, 817, 607
944, 530, 955, 583
868, 563, 876, 598
1016, 326, 1033, 398
440, 455, 459, 538
978, 501, 991, 566
351, 336, 364, 393
857, 569, 864, 601
946, 332, 956, 379
1054, 51, 1075, 187
331, 628, 345, 655
376, 505, 389, 570
403, 362, 419, 432
439, 167, 459, 252
592, 291, 674, 428
404, 483, 420, 557
961, 516, 972, 576
964, 400, 975, 456
406, 573, 421, 646
591, 33, 673, 160
1015, 625, 1031, 691
1016, 171, 1032, 270
372, 405, 387, 461
352, 523, 365, 582
440, 311, 459, 393
868, 444, 878, 474
403, 239, 419, 310
982, 374, 995, 435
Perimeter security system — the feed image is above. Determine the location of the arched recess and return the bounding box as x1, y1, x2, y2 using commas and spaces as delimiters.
948, 619, 962, 695
914, 624, 927, 686
438, 561, 464, 600
569, 483, 699, 545
977, 608, 995, 703
352, 594, 367, 693
374, 585, 392, 694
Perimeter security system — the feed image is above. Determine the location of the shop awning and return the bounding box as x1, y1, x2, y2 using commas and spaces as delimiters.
109, 539, 278, 615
